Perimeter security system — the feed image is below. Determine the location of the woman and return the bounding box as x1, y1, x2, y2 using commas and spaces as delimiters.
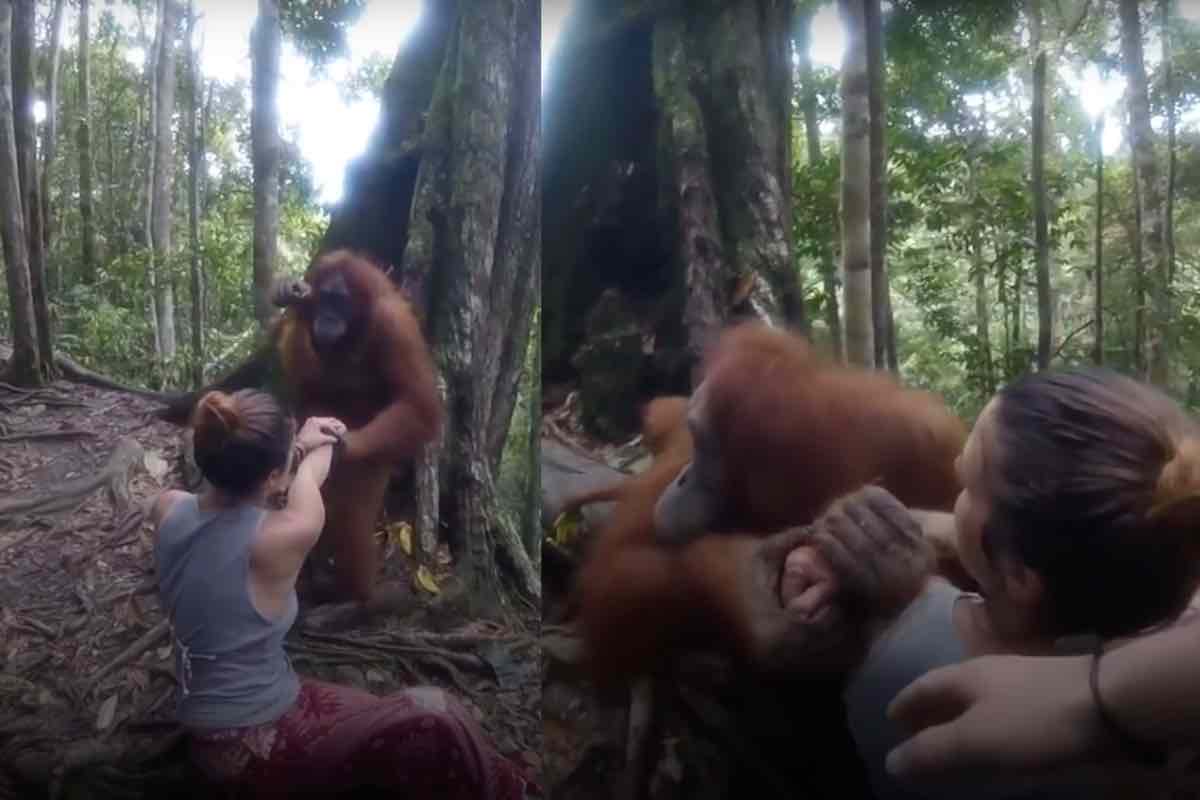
150, 389, 531, 798
780, 368, 1200, 797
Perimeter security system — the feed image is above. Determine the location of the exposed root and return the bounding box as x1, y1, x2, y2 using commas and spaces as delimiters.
618, 677, 657, 800
0, 437, 144, 524
0, 428, 96, 444
86, 619, 171, 697
53, 354, 171, 402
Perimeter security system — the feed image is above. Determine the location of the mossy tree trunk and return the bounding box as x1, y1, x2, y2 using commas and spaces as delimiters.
400, 0, 540, 612
543, 0, 804, 436
12, 0, 51, 372
0, 0, 44, 386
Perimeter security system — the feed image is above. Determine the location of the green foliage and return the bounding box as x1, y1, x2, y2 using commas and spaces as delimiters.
340, 52, 392, 103
278, 0, 369, 67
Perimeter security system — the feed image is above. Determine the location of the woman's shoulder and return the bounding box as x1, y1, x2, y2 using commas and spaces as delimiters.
149, 489, 192, 528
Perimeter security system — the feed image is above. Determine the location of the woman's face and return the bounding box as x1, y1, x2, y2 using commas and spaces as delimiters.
953, 398, 1044, 639
953, 398, 998, 594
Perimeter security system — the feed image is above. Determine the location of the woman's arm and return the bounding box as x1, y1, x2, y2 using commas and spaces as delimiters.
886, 618, 1200, 781
257, 443, 336, 571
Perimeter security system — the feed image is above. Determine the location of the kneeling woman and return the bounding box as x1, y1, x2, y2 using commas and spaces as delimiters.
784, 368, 1200, 798
150, 389, 530, 798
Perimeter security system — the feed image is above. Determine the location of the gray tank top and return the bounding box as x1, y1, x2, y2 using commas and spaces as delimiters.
154, 494, 300, 730
843, 578, 1111, 799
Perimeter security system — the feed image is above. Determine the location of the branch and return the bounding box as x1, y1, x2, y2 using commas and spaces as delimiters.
1054, 0, 1092, 57
1054, 319, 1094, 359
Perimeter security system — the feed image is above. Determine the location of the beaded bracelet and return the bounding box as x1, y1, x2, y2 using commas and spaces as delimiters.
1089, 640, 1168, 767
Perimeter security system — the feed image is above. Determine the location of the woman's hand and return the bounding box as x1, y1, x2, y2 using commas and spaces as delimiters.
885, 653, 1099, 782
780, 545, 840, 618
297, 416, 346, 455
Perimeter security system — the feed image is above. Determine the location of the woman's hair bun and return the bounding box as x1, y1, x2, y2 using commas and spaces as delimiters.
1150, 437, 1200, 519
192, 391, 243, 445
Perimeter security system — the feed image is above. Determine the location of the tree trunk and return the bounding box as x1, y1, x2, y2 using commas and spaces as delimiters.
0, 0, 43, 385
186, 0, 204, 388
1162, 0, 1176, 287
251, 0, 280, 331
152, 0, 178, 359
77, 0, 96, 283
838, 0, 872, 366
143, 2, 161, 356
865, 0, 894, 371
40, 0, 64, 274
1031, 45, 1051, 371
397, 0, 539, 609
12, 0, 51, 367
969, 160, 994, 395
654, 15, 728, 370
797, 3, 841, 359
704, 0, 802, 329
484, 0, 541, 469
1120, 0, 1167, 386
1129, 114, 1144, 376
1094, 114, 1104, 366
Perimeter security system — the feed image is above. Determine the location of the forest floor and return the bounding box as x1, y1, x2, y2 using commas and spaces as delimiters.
0, 370, 541, 798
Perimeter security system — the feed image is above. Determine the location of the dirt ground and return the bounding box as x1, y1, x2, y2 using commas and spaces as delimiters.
0, 376, 541, 798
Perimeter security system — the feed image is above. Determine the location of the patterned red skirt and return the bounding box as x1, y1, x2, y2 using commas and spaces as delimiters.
187, 679, 533, 798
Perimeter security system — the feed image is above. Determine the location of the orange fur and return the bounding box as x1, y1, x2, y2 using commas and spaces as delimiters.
572, 323, 967, 685
275, 250, 442, 604
557, 396, 691, 519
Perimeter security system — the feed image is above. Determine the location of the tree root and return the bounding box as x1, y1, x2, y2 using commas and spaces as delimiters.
86, 619, 170, 697
496, 513, 541, 604
52, 354, 171, 402
0, 428, 96, 443
619, 677, 657, 800
0, 437, 144, 524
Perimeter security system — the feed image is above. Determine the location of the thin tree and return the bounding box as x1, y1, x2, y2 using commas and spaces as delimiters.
1119, 0, 1168, 385
186, 0, 204, 387
151, 0, 179, 359
1162, 0, 1176, 285
250, 0, 280, 331
0, 0, 43, 385
1093, 112, 1104, 366
864, 0, 895, 371
838, 0, 873, 366
77, 0, 96, 283
40, 0, 65, 269
796, 1, 841, 360
1031, 46, 1050, 370
12, 0, 50, 366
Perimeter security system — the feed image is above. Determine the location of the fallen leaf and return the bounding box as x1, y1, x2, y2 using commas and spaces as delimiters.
156, 645, 172, 661
414, 565, 440, 595
389, 522, 413, 556
550, 511, 581, 546
127, 669, 148, 692
143, 452, 170, 482
96, 694, 118, 731
365, 668, 387, 684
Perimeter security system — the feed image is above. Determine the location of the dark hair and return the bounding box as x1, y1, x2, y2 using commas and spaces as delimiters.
190, 390, 293, 495
983, 368, 1200, 638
